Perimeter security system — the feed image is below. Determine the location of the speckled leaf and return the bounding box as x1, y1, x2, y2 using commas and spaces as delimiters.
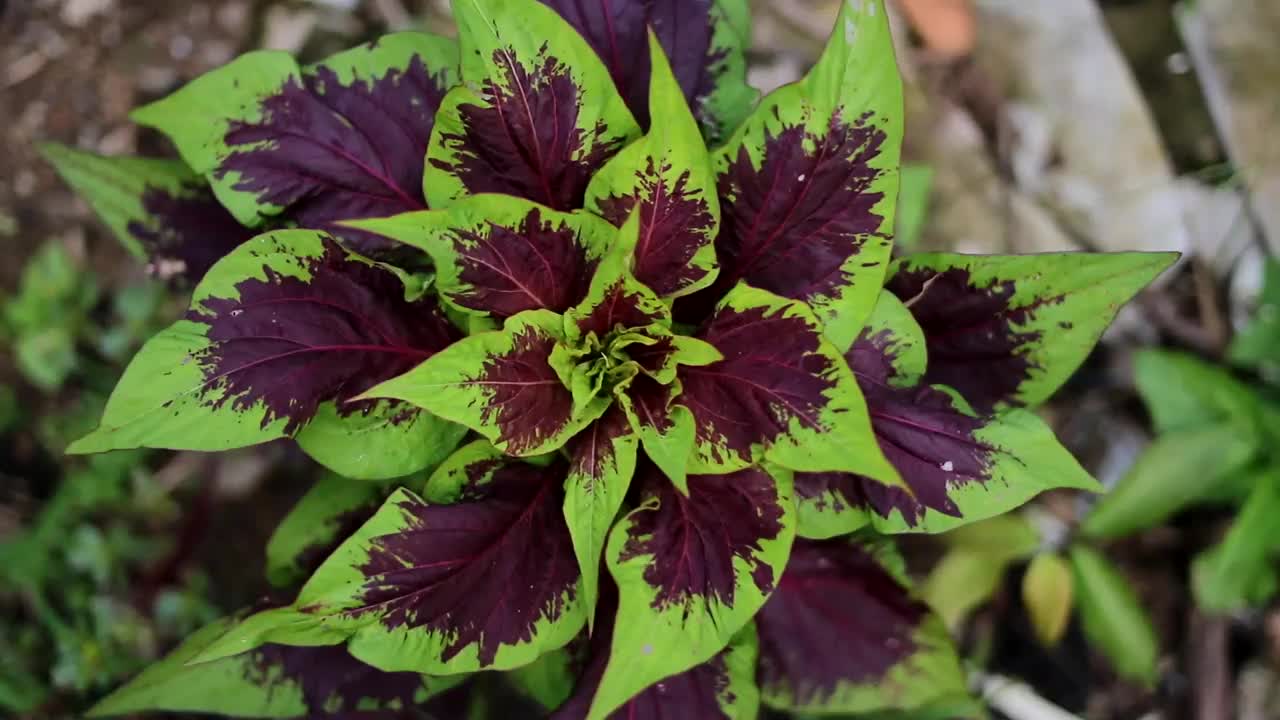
88, 618, 460, 718
68, 230, 460, 457
583, 34, 720, 299
39, 143, 254, 284
538, 0, 755, 142
203, 445, 586, 675
674, 284, 901, 491
363, 310, 603, 456
347, 195, 616, 320
757, 537, 968, 715
132, 33, 457, 253
266, 474, 390, 588
588, 463, 794, 720
425, 0, 639, 211
795, 317, 1098, 536
683, 0, 902, 349
887, 252, 1179, 412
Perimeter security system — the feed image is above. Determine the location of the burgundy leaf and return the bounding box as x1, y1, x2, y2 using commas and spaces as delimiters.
887, 267, 1042, 413
249, 643, 423, 719
192, 238, 459, 434
433, 51, 623, 211
450, 208, 597, 318
677, 302, 834, 467
621, 463, 786, 610
220, 56, 449, 253
478, 324, 577, 455
353, 458, 579, 667
680, 115, 888, 322
538, 0, 725, 130
127, 183, 255, 285
756, 539, 925, 702
596, 159, 718, 297
567, 405, 631, 484
794, 330, 994, 526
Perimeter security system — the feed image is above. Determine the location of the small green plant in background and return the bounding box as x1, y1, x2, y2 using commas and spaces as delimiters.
926, 259, 1280, 689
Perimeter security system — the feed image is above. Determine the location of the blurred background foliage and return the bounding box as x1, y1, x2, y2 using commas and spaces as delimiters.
1, 0, 1277, 718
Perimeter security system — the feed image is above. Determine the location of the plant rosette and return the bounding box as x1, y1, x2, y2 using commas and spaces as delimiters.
51, 0, 1175, 718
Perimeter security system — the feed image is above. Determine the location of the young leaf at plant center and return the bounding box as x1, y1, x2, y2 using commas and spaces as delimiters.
67, 231, 462, 463
674, 284, 902, 489
131, 33, 457, 253
583, 33, 721, 300
1192, 470, 1280, 612
39, 144, 254, 284
552, 590, 759, 720
265, 474, 390, 588
1229, 259, 1280, 371
589, 463, 794, 719
887, 251, 1178, 413
538, 0, 757, 142
563, 408, 638, 625
346, 195, 616, 319
681, 0, 903, 349
1069, 545, 1159, 687
756, 537, 969, 715
363, 310, 603, 456
1080, 424, 1257, 540
1022, 552, 1075, 647
88, 617, 459, 718
425, 0, 640, 211
295, 399, 468, 481
205, 447, 586, 675
1133, 349, 1263, 434
793, 298, 1097, 536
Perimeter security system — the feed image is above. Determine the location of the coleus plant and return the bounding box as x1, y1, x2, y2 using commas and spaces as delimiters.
46, 0, 1176, 717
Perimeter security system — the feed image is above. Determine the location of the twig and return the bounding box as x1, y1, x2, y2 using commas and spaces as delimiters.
978, 673, 1085, 720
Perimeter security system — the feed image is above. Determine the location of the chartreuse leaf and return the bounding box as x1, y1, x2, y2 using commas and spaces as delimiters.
129, 50, 299, 226
132, 33, 456, 250
426, 0, 640, 211
699, 0, 903, 350
200, 444, 586, 675
1069, 545, 1159, 686
1081, 424, 1257, 539
1023, 552, 1075, 647
677, 283, 903, 493
923, 514, 1040, 630
363, 309, 605, 456
265, 474, 390, 588
588, 464, 795, 720
584, 33, 721, 300
563, 410, 639, 626
295, 401, 468, 481
508, 643, 579, 711
757, 536, 969, 716
1133, 349, 1263, 433
67, 231, 463, 472
38, 144, 252, 280
347, 195, 617, 320
91, 617, 463, 718
888, 251, 1179, 412
1192, 470, 1280, 612
554, 622, 760, 719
